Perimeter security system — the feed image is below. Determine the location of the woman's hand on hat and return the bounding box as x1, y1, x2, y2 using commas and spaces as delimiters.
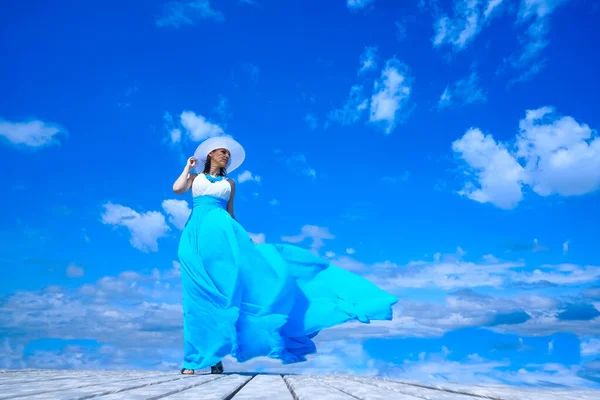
186, 157, 197, 171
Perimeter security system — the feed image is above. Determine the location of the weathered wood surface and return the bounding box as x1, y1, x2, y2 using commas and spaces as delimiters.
0, 369, 598, 400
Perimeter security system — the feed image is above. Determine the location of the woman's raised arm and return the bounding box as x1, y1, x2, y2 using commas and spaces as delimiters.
173, 157, 198, 194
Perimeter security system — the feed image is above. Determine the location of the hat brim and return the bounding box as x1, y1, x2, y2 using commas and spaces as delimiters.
192, 136, 246, 174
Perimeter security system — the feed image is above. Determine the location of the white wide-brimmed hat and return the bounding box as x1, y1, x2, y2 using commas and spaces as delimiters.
192, 136, 246, 174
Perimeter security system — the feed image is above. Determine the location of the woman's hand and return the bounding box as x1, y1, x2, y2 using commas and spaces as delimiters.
186, 157, 197, 171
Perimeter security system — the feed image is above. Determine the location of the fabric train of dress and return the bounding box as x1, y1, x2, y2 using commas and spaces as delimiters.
178, 180, 399, 370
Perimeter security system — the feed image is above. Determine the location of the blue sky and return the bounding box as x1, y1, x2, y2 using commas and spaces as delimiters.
1, 0, 600, 388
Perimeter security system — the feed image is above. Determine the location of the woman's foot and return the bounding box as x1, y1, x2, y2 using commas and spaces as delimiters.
180, 368, 195, 375
210, 361, 224, 374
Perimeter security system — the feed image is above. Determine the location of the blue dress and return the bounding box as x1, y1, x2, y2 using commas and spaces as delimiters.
178, 174, 399, 370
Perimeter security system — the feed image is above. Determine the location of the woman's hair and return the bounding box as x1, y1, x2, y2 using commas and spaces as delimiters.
202, 155, 227, 176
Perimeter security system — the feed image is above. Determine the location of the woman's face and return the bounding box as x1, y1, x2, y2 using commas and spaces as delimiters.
210, 148, 230, 168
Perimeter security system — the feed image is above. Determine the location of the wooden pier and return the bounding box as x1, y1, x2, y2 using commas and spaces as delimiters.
0, 369, 598, 399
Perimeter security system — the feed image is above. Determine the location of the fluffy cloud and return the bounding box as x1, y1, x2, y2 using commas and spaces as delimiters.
433, 0, 505, 51
304, 113, 317, 130
347, 0, 375, 11
156, 0, 224, 28
516, 106, 600, 196
452, 106, 600, 209
0, 265, 184, 370
452, 127, 527, 209
581, 338, 600, 357
328, 85, 369, 126
438, 71, 486, 109
432, 0, 569, 83
281, 225, 335, 253
161, 199, 191, 230
101, 203, 170, 252
505, 0, 572, 83
358, 46, 378, 75
369, 58, 413, 135
164, 110, 225, 144
249, 232, 265, 244
278, 152, 317, 179
237, 170, 261, 184
0, 118, 66, 149
66, 263, 84, 278
329, 50, 414, 135
180, 110, 224, 141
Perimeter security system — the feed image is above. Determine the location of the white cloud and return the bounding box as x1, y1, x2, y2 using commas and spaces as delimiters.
369, 58, 413, 135
170, 128, 182, 143
452, 127, 526, 209
161, 199, 191, 230
305, 113, 317, 130
328, 84, 369, 126
213, 95, 230, 119
347, 0, 375, 10
346, 248, 356, 255
156, 0, 224, 28
438, 71, 486, 109
281, 153, 317, 179
281, 225, 334, 253
268, 199, 279, 206
66, 263, 84, 278
0, 118, 66, 149
237, 170, 261, 184
101, 203, 170, 252
581, 338, 600, 356
515, 106, 600, 197
563, 241, 570, 255
180, 110, 224, 141
395, 20, 408, 41
348, 359, 596, 388
433, 0, 505, 51
452, 106, 600, 209
432, 0, 567, 83
358, 46, 378, 75
249, 232, 265, 244
329, 50, 413, 134
505, 0, 572, 83
513, 264, 600, 286
325, 251, 336, 258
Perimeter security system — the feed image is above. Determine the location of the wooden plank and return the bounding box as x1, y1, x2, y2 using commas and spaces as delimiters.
423, 383, 600, 400
74, 374, 222, 400
0, 373, 189, 400
165, 374, 252, 400
352, 377, 600, 400
0, 371, 154, 386
232, 374, 293, 400
284, 376, 357, 400
317, 376, 420, 400
332, 376, 494, 400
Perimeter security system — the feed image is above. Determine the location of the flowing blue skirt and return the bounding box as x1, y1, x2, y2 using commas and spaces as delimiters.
178, 195, 399, 370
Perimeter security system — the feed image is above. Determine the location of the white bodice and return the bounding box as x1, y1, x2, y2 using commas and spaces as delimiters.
191, 174, 231, 201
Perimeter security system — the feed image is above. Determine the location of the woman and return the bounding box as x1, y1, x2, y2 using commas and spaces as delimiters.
172, 136, 398, 375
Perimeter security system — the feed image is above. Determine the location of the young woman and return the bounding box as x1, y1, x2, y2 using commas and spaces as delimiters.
172, 136, 398, 375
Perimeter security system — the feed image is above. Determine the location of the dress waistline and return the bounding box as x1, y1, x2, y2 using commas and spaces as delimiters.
193, 195, 227, 210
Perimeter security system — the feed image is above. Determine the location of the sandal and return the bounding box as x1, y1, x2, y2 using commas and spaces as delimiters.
180, 368, 195, 375
211, 361, 224, 374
